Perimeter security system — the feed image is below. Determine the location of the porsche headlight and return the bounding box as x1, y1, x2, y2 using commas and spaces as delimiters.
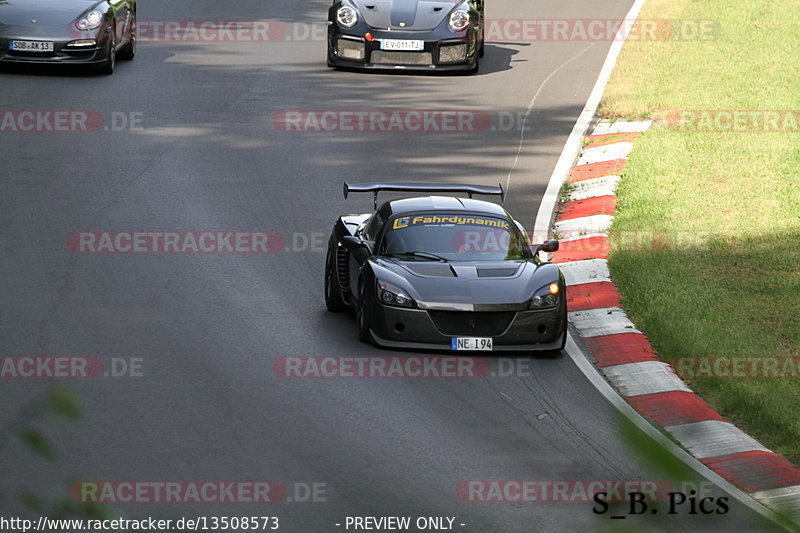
378, 281, 415, 308
76, 10, 105, 31
448, 10, 470, 32
337, 6, 359, 28
529, 282, 561, 309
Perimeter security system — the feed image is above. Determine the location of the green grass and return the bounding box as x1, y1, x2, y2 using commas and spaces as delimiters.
599, 0, 800, 462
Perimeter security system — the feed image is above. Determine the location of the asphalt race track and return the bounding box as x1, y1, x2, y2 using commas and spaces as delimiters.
0, 1, 776, 531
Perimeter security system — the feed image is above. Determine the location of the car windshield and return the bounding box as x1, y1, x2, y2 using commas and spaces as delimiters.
379, 213, 531, 261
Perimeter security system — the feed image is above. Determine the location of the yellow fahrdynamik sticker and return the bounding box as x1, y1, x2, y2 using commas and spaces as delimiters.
392, 215, 510, 230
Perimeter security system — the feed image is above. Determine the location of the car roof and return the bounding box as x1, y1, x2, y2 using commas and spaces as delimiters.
379, 196, 510, 218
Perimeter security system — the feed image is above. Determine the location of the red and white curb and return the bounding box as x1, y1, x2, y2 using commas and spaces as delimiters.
552, 118, 800, 523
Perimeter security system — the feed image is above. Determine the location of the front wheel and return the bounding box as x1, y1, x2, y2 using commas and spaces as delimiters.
557, 326, 567, 351
324, 243, 348, 312
118, 12, 136, 60
543, 307, 568, 357
356, 281, 372, 344
559, 301, 568, 350
467, 51, 480, 74
96, 24, 116, 75
326, 44, 336, 68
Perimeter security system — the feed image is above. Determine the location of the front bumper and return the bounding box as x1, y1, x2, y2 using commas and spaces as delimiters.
368, 304, 567, 352
0, 32, 110, 66
328, 29, 478, 71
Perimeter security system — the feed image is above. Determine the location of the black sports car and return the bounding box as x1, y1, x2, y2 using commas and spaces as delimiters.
325, 183, 567, 352
327, 0, 484, 72
0, 0, 136, 75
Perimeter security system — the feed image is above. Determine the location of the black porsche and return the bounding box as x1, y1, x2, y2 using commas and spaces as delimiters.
325, 183, 567, 352
327, 0, 484, 72
0, 0, 136, 74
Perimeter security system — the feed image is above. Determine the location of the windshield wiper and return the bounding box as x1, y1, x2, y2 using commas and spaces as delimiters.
383, 251, 449, 262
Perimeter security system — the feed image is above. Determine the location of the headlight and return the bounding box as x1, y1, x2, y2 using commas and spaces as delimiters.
448, 10, 470, 32
337, 6, 359, 28
76, 10, 104, 31
529, 282, 561, 309
378, 281, 415, 308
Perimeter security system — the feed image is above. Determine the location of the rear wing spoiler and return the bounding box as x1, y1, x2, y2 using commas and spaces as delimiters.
343, 182, 505, 209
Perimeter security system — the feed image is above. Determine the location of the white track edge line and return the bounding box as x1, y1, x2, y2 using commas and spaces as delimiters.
532, 0, 645, 242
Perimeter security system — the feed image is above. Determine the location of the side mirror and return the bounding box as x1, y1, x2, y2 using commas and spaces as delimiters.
535, 240, 560, 254
342, 236, 373, 262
